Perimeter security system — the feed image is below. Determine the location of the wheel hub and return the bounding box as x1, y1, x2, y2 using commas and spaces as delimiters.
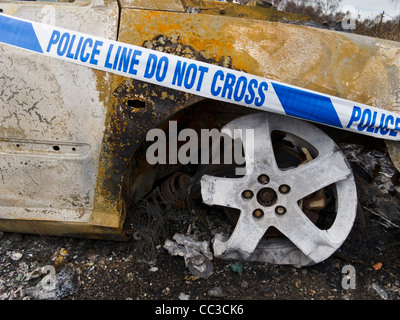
257, 187, 277, 207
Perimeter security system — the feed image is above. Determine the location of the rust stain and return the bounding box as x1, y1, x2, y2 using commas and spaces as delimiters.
119, 10, 236, 64
91, 69, 124, 229
119, 8, 398, 108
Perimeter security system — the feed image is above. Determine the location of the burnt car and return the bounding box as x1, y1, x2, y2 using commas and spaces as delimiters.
0, 0, 399, 266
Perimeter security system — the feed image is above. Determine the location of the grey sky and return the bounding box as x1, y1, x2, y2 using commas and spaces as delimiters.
339, 0, 399, 20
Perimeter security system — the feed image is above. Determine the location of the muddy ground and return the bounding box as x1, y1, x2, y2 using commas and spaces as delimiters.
1, 141, 400, 303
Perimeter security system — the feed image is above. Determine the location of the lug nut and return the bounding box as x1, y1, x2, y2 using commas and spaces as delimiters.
258, 174, 270, 185
275, 206, 287, 215
279, 184, 291, 194
253, 209, 264, 219
242, 190, 254, 199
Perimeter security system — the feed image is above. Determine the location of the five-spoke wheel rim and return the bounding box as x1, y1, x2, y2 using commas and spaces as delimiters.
201, 112, 357, 266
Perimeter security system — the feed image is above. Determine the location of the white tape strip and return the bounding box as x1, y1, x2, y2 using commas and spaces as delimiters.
1, 13, 400, 140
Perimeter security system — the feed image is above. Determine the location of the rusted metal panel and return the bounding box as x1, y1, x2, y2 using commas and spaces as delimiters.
117, 9, 400, 110
0, 0, 121, 238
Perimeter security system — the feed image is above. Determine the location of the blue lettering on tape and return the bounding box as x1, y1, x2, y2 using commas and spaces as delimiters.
256, 82, 268, 107
80, 38, 93, 63
244, 79, 257, 104
143, 54, 169, 82
346, 105, 399, 137
172, 61, 209, 92
210, 71, 268, 106
184, 63, 197, 89
46, 30, 103, 65
46, 30, 60, 52
57, 32, 71, 56
211, 70, 224, 96
0, 14, 43, 53
272, 83, 343, 128
221, 73, 236, 100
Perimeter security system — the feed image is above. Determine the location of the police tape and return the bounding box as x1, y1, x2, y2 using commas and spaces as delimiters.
1, 13, 400, 140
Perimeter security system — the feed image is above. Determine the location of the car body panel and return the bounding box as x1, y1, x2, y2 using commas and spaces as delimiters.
0, 0, 399, 239
0, 0, 122, 238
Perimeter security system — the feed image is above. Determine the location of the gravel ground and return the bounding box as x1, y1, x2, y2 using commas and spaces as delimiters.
1, 142, 400, 303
